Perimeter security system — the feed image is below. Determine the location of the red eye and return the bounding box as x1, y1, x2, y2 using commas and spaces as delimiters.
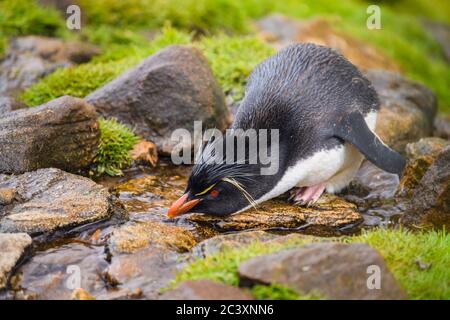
210, 190, 219, 198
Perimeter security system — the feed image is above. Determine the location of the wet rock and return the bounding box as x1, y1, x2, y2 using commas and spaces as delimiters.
160, 280, 254, 300
365, 70, 437, 153
0, 96, 99, 174
13, 242, 109, 300
104, 246, 189, 299
0, 233, 32, 289
0, 97, 27, 114
86, 45, 231, 155
188, 194, 362, 235
397, 138, 449, 197
108, 220, 197, 254
346, 161, 399, 202
0, 168, 118, 235
434, 115, 450, 139
422, 20, 450, 62
0, 187, 16, 205
0, 36, 99, 96
405, 137, 450, 159
238, 243, 406, 300
400, 145, 450, 229
192, 231, 281, 258
95, 287, 143, 300
256, 15, 400, 71
71, 288, 96, 300
131, 140, 158, 167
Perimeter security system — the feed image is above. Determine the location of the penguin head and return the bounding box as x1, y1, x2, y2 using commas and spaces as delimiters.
167, 165, 256, 218
167, 158, 261, 218
167, 131, 281, 218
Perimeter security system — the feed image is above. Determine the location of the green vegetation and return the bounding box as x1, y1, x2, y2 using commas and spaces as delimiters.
251, 284, 324, 300
77, 0, 250, 33
172, 235, 321, 293
173, 228, 450, 300
0, 0, 66, 56
22, 27, 274, 106
347, 228, 450, 300
21, 58, 138, 107
199, 35, 274, 100
16, 0, 450, 112
94, 118, 140, 176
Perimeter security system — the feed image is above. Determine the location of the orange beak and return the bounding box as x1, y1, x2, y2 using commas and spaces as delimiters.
167, 193, 201, 218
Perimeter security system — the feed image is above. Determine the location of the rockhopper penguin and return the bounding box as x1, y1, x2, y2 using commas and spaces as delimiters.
168, 43, 406, 218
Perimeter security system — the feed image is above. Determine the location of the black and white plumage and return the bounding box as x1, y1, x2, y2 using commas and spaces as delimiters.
167, 43, 406, 218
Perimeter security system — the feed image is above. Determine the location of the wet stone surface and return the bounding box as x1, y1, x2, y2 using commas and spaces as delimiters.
188, 194, 363, 235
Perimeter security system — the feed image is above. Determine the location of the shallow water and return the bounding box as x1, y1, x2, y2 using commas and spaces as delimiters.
8, 160, 403, 299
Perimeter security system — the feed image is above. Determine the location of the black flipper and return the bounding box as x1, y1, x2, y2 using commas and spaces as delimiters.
332, 112, 406, 176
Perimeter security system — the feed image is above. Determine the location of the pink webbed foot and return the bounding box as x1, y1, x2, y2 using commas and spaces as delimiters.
290, 182, 326, 206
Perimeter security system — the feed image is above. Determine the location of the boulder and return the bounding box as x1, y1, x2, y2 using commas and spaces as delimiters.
434, 114, 450, 140
397, 138, 449, 198
0, 96, 99, 174
238, 243, 406, 300
256, 15, 400, 72
400, 145, 450, 229
160, 280, 254, 300
86, 45, 231, 155
188, 194, 362, 235
0, 36, 99, 96
0, 168, 119, 235
0, 97, 27, 114
108, 220, 197, 254
405, 137, 450, 159
365, 70, 437, 153
0, 233, 32, 289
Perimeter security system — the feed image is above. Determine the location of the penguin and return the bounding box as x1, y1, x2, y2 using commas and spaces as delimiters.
168, 43, 405, 218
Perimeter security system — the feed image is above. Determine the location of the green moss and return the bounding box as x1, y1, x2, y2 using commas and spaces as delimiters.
197, 35, 275, 100
0, 34, 6, 58
94, 118, 140, 176
21, 58, 138, 107
0, 0, 65, 38
251, 284, 324, 300
347, 228, 450, 300
78, 0, 249, 33
174, 228, 450, 300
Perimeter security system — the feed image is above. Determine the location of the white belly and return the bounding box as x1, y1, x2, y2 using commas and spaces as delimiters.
252, 111, 377, 205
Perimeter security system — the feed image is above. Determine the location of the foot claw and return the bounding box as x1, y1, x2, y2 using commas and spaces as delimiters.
290, 183, 326, 207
